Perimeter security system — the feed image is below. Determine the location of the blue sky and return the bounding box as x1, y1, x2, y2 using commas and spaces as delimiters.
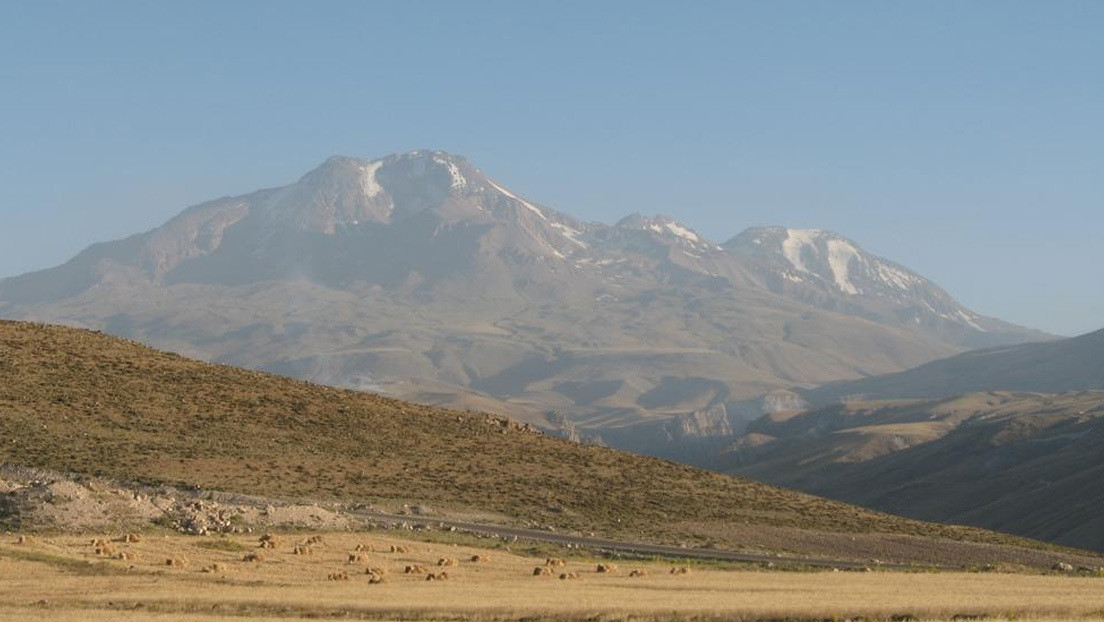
1, 0, 1101, 336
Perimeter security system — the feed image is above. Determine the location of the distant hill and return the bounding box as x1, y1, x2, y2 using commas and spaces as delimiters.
717, 391, 1104, 551
0, 151, 1048, 460
0, 319, 1090, 566
798, 328, 1104, 407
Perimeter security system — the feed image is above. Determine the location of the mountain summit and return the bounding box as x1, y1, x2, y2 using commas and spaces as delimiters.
0, 150, 1048, 460
724, 227, 1009, 347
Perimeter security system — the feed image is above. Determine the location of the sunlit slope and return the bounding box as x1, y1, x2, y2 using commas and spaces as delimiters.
0, 320, 1078, 561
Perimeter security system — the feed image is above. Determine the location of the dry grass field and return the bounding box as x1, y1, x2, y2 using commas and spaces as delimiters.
1, 531, 1103, 622
0, 320, 1092, 566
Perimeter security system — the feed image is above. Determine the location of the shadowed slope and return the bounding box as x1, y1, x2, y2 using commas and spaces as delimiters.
799, 328, 1104, 406
719, 392, 1104, 551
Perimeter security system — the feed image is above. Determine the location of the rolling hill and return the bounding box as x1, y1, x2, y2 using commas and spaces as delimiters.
797, 328, 1104, 407
0, 319, 1094, 567
718, 391, 1104, 551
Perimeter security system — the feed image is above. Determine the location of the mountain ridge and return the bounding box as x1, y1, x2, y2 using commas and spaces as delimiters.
797, 326, 1104, 407
0, 150, 1050, 460
716, 390, 1104, 551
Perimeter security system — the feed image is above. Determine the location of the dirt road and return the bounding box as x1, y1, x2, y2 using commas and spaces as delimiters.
353, 510, 930, 571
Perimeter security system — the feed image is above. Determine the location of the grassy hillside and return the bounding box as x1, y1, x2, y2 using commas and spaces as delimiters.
720, 392, 1104, 551
0, 320, 1089, 563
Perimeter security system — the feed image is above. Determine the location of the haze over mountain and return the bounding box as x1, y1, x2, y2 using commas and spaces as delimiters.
718, 390, 1104, 551
798, 327, 1104, 407
713, 326, 1104, 551
0, 151, 1048, 458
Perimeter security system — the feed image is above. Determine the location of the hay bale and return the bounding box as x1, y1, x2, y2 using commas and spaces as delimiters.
293, 544, 314, 556
366, 566, 388, 576
348, 554, 365, 563
259, 533, 277, 544
16, 535, 29, 544
367, 572, 385, 584
259, 540, 276, 549
327, 571, 350, 581
426, 571, 448, 581
202, 563, 227, 574
469, 554, 489, 563
533, 566, 554, 576
389, 545, 409, 553
124, 533, 142, 543
596, 563, 619, 574
91, 538, 108, 548
437, 557, 457, 567
354, 544, 371, 552
115, 552, 138, 561
166, 558, 186, 568
559, 571, 580, 580
404, 565, 428, 574
242, 553, 264, 562
545, 557, 566, 566
629, 569, 648, 577
306, 535, 324, 545
94, 546, 116, 557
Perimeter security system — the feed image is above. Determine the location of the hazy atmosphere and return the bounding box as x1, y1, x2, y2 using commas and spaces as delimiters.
3, 3, 1104, 621
2, 0, 1101, 336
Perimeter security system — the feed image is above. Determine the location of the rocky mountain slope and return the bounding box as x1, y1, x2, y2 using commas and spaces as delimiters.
717, 391, 1104, 551
1, 319, 1096, 566
0, 151, 1047, 458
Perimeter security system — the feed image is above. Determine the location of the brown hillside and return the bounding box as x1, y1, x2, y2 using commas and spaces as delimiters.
0, 320, 1092, 565
720, 392, 1104, 551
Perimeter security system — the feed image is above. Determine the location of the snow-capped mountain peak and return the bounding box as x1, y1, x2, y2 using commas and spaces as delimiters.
614, 214, 717, 250
726, 226, 993, 334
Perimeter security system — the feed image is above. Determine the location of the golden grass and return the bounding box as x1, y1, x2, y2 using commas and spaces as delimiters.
0, 319, 1076, 565
1, 532, 1103, 622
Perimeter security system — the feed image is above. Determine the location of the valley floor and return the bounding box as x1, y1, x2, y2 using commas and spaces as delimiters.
1, 532, 1103, 622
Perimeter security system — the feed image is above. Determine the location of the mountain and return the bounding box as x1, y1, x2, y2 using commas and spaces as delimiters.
725, 227, 1040, 349
0, 150, 1047, 460
2, 319, 1098, 568
797, 327, 1104, 407
716, 390, 1104, 551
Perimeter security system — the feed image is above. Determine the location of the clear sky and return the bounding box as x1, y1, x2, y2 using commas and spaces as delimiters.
1, 1, 1101, 336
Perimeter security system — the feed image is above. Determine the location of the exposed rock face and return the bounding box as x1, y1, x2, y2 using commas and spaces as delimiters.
665, 404, 733, 441
760, 390, 809, 414
0, 465, 354, 533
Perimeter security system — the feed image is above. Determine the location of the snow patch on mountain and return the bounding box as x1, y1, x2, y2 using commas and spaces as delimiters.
433, 154, 467, 190
486, 179, 546, 220
826, 238, 862, 295
665, 221, 701, 243
781, 229, 818, 273
875, 263, 918, 290
550, 221, 588, 248
360, 160, 383, 198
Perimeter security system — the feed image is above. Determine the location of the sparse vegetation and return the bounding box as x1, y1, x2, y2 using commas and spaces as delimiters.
0, 532, 1102, 622
0, 320, 1092, 568
195, 539, 250, 553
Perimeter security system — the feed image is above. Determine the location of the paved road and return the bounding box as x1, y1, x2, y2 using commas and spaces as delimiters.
350, 510, 942, 571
